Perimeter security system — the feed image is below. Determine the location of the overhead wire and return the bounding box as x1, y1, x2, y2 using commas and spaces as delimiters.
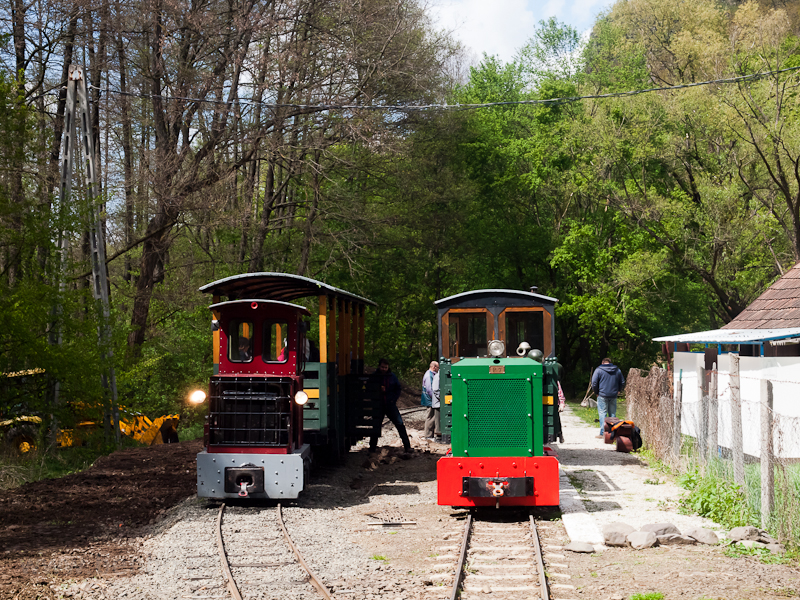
69, 64, 800, 113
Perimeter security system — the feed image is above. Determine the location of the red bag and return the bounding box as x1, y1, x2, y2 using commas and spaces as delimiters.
616, 436, 633, 453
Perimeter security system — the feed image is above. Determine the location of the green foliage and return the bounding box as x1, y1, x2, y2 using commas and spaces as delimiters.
630, 594, 664, 600
116, 304, 212, 429
723, 544, 799, 565
678, 468, 756, 528
565, 398, 626, 428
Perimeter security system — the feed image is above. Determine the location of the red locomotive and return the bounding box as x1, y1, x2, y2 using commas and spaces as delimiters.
196, 273, 375, 500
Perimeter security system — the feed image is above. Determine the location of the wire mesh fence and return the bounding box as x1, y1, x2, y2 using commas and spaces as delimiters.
627, 358, 800, 548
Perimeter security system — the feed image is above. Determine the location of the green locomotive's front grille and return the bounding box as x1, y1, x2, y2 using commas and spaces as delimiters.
466, 379, 531, 448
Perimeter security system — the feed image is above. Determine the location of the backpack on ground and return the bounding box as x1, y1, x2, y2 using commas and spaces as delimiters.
603, 418, 642, 453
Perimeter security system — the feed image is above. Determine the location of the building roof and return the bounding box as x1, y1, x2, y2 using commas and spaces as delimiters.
722, 262, 800, 329
653, 327, 800, 344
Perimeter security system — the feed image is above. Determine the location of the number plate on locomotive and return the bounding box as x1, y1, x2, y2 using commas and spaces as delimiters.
489, 365, 505, 374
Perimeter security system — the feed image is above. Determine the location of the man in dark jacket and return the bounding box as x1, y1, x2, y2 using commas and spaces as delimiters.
591, 358, 626, 438
369, 359, 412, 454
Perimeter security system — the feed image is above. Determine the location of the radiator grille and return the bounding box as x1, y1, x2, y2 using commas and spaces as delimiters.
467, 379, 530, 449
208, 377, 291, 446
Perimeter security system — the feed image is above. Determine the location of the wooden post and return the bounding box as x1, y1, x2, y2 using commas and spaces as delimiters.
760, 379, 774, 528
708, 363, 718, 460
673, 370, 683, 462
327, 295, 336, 366
730, 353, 745, 486
699, 365, 707, 463
318, 295, 328, 363
358, 304, 366, 373
337, 299, 346, 376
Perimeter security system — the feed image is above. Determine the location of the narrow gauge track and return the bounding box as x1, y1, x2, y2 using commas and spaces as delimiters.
206, 503, 333, 600
450, 512, 549, 600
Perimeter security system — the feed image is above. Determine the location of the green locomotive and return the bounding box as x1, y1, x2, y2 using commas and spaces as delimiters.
435, 289, 562, 507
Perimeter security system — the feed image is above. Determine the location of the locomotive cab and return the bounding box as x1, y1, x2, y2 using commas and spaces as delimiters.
197, 299, 312, 500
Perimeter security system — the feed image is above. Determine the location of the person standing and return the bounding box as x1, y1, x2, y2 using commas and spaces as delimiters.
591, 358, 626, 438
369, 359, 412, 454
422, 361, 440, 441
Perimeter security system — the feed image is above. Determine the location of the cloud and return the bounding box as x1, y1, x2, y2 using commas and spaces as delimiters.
430, 0, 614, 63
430, 0, 537, 62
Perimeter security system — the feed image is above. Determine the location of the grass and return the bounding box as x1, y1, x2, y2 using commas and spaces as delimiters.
0, 436, 142, 491
723, 544, 799, 565
678, 451, 800, 551
678, 466, 755, 529
370, 554, 389, 562
630, 593, 664, 600
565, 397, 627, 428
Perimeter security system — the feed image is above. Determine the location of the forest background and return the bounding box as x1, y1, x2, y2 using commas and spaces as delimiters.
2, 0, 800, 435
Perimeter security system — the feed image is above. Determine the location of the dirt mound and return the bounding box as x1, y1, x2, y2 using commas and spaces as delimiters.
0, 440, 202, 554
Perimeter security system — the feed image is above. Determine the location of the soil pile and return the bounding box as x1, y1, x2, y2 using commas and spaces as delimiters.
0, 439, 201, 598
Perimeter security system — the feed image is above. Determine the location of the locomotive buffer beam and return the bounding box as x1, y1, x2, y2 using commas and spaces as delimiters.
462, 476, 534, 498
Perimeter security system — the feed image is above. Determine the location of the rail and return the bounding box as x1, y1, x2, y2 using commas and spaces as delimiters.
214, 502, 333, 600
450, 511, 548, 600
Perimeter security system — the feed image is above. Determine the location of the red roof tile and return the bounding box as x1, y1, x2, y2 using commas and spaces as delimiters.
723, 263, 800, 329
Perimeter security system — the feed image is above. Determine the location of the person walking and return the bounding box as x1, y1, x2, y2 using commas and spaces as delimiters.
369, 359, 412, 454
591, 358, 626, 438
422, 361, 440, 441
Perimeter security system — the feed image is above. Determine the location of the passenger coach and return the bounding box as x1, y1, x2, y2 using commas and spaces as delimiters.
195, 273, 377, 500
435, 288, 562, 508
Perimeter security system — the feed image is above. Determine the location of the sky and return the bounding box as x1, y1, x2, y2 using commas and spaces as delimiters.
429, 0, 617, 64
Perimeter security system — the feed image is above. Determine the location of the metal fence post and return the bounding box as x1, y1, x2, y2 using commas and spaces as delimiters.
730, 353, 745, 486
760, 379, 774, 528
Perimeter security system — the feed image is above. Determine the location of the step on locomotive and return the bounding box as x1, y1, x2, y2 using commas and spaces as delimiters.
435, 288, 562, 507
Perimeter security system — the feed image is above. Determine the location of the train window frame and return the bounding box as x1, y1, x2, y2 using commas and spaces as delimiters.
441, 309, 494, 359
498, 307, 552, 357
228, 321, 255, 363
263, 320, 290, 363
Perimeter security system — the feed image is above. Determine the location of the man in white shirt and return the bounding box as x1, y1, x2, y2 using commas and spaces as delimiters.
422, 361, 440, 441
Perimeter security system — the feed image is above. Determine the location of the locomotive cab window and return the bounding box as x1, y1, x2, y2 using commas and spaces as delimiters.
263, 321, 289, 363
447, 312, 488, 357
229, 321, 254, 362
506, 311, 544, 355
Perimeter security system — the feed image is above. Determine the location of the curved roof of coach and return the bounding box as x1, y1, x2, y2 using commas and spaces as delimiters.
208, 299, 311, 316
200, 272, 375, 306
435, 289, 558, 309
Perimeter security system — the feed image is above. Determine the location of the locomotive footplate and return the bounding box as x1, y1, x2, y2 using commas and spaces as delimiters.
462, 476, 534, 497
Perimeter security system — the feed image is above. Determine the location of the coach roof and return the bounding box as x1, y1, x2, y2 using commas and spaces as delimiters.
200, 272, 375, 306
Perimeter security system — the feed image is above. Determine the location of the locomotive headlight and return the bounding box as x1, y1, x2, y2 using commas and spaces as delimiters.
294, 391, 309, 406
487, 340, 505, 357
189, 389, 207, 404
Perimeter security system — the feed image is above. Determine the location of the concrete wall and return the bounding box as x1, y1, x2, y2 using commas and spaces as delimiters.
673, 352, 800, 459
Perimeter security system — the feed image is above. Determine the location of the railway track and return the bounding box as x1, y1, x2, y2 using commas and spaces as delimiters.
178, 503, 333, 600
448, 510, 549, 600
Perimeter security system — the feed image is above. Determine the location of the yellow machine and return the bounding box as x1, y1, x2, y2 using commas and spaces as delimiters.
1, 412, 181, 454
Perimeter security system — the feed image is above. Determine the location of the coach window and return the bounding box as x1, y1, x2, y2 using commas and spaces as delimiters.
229, 321, 254, 362
507, 311, 544, 355
263, 321, 290, 363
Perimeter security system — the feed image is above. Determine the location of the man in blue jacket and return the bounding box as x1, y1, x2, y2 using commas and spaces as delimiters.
591, 358, 626, 438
